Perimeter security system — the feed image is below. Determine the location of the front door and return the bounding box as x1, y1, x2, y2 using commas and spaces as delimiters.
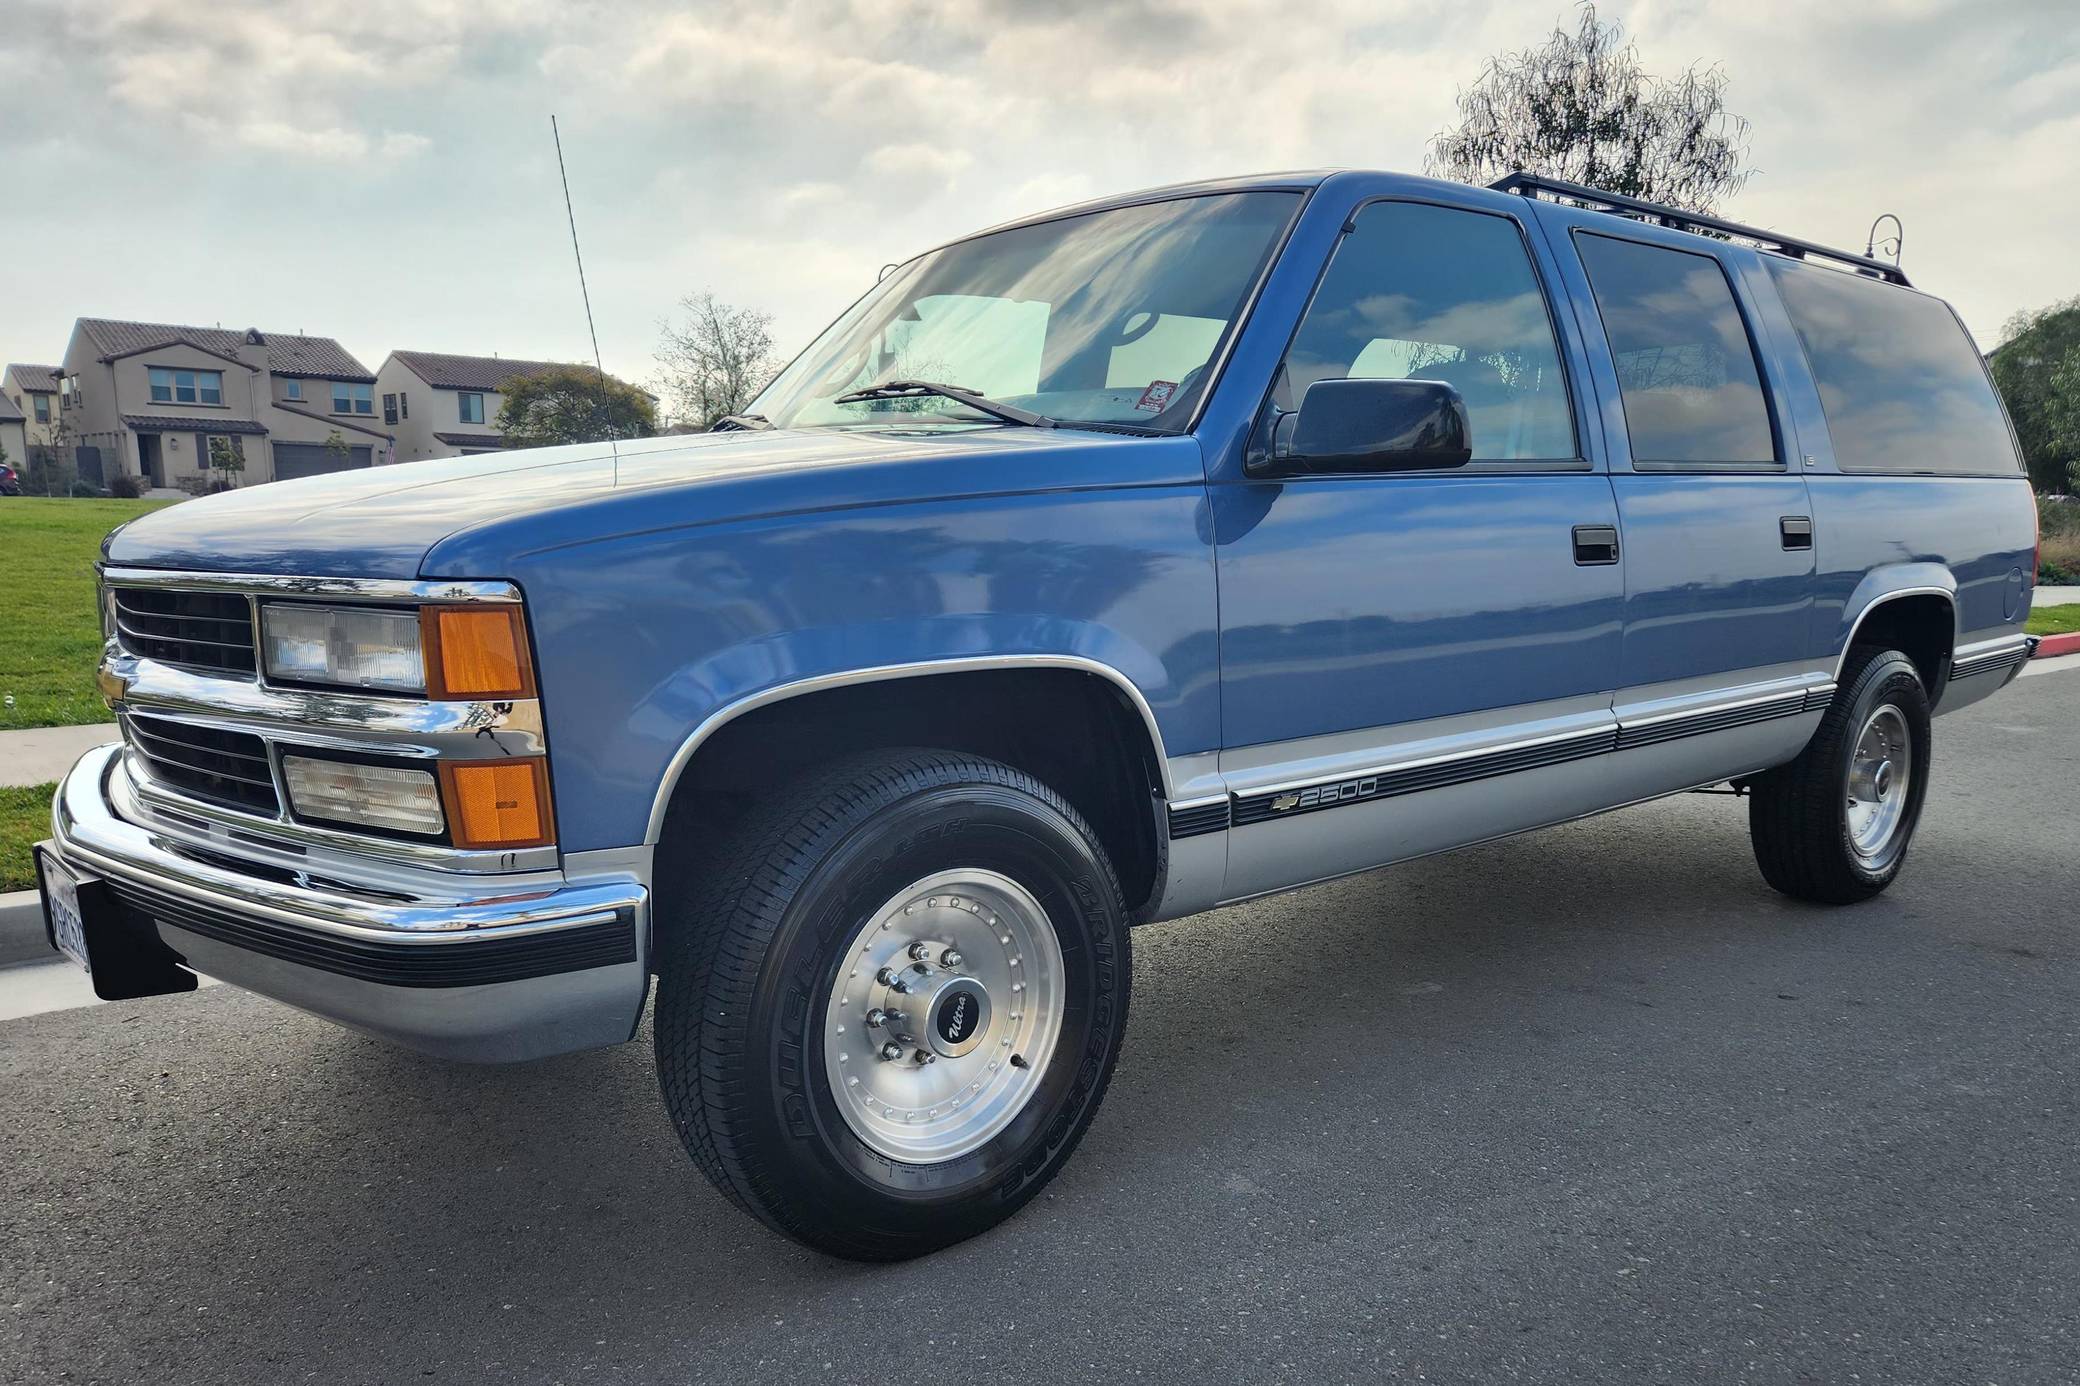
1212, 194, 1626, 901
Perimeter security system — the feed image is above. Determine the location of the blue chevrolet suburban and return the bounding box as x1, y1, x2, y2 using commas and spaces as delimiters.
39, 170, 2038, 1259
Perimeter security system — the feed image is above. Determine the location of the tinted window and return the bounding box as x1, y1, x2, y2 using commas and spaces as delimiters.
1279, 202, 1574, 461
1768, 261, 2019, 475
1576, 235, 1776, 466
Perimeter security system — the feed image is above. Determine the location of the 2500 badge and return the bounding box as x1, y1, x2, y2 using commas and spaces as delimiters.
1272, 776, 1381, 813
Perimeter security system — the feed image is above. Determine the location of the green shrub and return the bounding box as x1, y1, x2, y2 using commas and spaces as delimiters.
107, 472, 144, 499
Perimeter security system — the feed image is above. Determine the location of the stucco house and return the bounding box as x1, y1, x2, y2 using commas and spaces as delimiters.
373, 350, 646, 461
0, 392, 25, 475
3, 363, 62, 451
54, 318, 394, 489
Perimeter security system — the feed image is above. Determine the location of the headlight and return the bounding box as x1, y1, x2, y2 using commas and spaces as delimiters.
260, 603, 425, 693
282, 754, 446, 836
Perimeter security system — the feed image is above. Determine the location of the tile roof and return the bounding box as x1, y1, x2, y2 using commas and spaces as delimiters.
433, 430, 512, 448
0, 394, 24, 423
120, 413, 269, 435
392, 350, 599, 393
6, 364, 61, 393
77, 319, 375, 382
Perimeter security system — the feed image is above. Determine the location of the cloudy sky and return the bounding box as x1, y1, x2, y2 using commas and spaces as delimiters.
3, 0, 2075, 407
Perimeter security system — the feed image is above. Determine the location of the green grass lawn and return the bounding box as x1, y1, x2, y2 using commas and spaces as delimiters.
0, 498, 172, 730
2027, 603, 2080, 637
1, 782, 56, 892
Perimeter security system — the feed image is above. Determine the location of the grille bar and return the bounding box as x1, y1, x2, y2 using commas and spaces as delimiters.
125, 712, 280, 815
112, 587, 257, 675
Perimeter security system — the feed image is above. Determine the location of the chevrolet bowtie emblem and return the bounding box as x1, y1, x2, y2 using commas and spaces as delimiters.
1272, 792, 1301, 812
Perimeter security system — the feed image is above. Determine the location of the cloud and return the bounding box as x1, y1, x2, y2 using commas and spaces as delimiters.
2, 0, 2076, 388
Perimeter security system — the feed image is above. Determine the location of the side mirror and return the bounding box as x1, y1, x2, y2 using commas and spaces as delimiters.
1261, 377, 1473, 476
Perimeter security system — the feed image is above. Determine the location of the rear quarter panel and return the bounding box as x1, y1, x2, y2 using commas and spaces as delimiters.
1809, 473, 2038, 656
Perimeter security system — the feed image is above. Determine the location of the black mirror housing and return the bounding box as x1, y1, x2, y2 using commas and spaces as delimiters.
1264, 377, 1473, 476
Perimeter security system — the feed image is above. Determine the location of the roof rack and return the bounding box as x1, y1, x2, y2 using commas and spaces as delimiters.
1488, 172, 1911, 287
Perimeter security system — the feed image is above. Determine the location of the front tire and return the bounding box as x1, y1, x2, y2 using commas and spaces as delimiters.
1749, 646, 1932, 904
653, 749, 1131, 1260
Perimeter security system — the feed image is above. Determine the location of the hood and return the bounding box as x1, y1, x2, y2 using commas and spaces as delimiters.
103, 426, 1196, 579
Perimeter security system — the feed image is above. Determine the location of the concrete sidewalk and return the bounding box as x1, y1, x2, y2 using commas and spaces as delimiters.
0, 724, 116, 788
2038, 584, 2080, 607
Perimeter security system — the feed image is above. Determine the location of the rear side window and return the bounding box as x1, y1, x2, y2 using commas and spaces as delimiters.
1279, 201, 1576, 462
1767, 261, 2020, 475
1575, 234, 1777, 467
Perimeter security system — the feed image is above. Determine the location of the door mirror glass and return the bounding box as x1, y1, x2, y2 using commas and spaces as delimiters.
1263, 377, 1472, 475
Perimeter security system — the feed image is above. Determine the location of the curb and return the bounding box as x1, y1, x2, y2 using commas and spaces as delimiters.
0, 889, 53, 970
2034, 632, 2080, 660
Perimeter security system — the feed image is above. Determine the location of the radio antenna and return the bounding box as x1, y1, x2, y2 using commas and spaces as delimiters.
550, 114, 618, 481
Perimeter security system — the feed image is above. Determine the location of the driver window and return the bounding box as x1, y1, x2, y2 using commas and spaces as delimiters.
1279, 201, 1577, 462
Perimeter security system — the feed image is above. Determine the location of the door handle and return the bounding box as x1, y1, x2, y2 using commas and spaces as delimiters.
1572, 524, 1620, 565
1780, 515, 1813, 550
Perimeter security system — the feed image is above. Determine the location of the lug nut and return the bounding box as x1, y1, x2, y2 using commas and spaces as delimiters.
865, 1008, 891, 1028
908, 941, 935, 962
914, 1050, 936, 1065
940, 948, 963, 969
876, 966, 910, 992
878, 1041, 905, 1061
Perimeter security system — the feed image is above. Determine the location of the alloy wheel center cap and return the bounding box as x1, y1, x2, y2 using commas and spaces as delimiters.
923, 976, 991, 1059
1873, 760, 1894, 798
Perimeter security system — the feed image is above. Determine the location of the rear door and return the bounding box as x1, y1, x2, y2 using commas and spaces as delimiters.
1210, 189, 1627, 901
1539, 210, 1823, 780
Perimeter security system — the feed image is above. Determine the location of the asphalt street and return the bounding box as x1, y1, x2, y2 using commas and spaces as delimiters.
4, 665, 2077, 1384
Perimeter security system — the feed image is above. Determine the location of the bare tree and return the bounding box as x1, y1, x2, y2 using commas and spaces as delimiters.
655, 292, 781, 428
1426, 3, 1752, 214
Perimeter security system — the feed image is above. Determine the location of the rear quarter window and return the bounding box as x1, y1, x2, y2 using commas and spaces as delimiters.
1767, 261, 2021, 475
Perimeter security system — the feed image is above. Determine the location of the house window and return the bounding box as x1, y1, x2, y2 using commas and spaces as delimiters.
333, 382, 373, 415
400, 392, 408, 420
32, 394, 50, 423
383, 393, 398, 425
458, 392, 485, 424
61, 376, 80, 409
284, 380, 303, 401
148, 368, 224, 406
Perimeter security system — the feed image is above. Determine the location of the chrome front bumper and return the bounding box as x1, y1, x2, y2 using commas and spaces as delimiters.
45, 744, 650, 1061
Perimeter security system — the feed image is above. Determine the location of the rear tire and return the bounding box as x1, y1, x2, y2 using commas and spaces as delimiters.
653, 748, 1131, 1260
1749, 646, 1932, 904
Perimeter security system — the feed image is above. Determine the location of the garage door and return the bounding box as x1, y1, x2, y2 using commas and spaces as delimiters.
272, 442, 373, 481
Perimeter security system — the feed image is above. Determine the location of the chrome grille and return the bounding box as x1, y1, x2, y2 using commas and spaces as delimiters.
112, 587, 257, 675
124, 712, 280, 816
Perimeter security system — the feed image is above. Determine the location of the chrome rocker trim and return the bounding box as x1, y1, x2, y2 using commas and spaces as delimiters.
45, 744, 649, 1062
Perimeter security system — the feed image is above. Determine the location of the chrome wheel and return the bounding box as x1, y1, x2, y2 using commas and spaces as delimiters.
1846, 704, 1912, 860
823, 869, 1066, 1163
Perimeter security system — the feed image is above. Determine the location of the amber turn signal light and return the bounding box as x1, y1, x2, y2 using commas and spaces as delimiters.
423, 606, 535, 700
439, 758, 555, 849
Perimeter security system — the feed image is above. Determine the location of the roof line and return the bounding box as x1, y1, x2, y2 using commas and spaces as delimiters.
273, 402, 394, 441
100, 338, 256, 370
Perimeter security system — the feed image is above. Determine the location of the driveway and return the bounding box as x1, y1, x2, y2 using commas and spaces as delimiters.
3, 665, 2076, 1384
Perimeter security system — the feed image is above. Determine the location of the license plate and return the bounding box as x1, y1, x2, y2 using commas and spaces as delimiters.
39, 851, 91, 971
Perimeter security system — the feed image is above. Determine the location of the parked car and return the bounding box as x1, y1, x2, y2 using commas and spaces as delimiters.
39, 170, 2037, 1259
0, 463, 20, 496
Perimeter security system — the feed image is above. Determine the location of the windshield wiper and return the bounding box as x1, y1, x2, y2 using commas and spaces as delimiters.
832, 380, 1056, 428
709, 413, 771, 431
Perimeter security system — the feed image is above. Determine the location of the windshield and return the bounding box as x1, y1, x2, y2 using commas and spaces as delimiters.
750, 191, 1300, 433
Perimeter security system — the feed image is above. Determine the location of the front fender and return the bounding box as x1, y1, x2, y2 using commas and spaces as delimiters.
491, 487, 1219, 854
